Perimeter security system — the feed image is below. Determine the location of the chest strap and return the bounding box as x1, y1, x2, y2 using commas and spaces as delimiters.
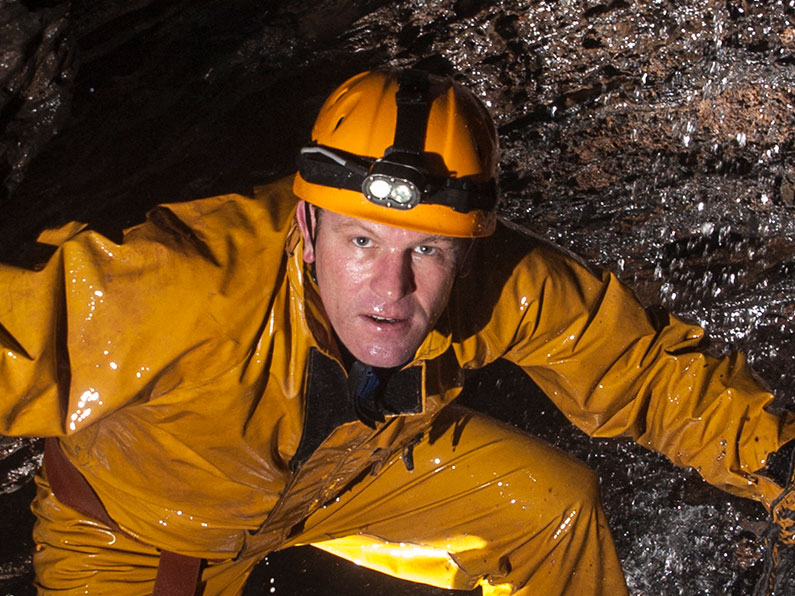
43, 438, 203, 596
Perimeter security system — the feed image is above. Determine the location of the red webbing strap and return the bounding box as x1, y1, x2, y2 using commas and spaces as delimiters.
153, 550, 203, 596
43, 438, 203, 595
43, 437, 119, 531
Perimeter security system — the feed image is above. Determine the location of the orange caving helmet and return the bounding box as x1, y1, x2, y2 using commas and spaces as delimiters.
293, 69, 500, 237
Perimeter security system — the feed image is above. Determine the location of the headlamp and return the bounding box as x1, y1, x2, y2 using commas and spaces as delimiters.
297, 143, 497, 214
362, 158, 426, 209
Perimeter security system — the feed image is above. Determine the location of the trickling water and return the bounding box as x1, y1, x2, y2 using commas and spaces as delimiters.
1, 0, 794, 594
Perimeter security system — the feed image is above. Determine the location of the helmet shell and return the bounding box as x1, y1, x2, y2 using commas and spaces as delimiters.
293, 70, 499, 237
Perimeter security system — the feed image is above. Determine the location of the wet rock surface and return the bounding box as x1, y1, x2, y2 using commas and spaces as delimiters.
1, 1, 794, 594
0, 0, 75, 198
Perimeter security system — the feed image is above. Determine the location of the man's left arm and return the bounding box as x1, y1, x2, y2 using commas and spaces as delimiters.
457, 231, 795, 511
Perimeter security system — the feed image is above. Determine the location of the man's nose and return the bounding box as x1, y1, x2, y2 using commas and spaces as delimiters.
371, 251, 415, 300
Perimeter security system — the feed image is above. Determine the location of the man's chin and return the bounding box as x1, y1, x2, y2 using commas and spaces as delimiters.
349, 343, 416, 369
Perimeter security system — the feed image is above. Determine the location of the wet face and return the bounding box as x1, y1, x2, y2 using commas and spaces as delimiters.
297, 202, 465, 368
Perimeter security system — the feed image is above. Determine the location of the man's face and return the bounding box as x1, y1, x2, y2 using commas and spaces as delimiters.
297, 202, 465, 368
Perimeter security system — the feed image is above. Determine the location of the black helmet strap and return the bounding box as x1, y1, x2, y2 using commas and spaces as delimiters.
387, 69, 432, 162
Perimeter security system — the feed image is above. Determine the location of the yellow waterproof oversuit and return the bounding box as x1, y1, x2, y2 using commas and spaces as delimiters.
1, 176, 793, 595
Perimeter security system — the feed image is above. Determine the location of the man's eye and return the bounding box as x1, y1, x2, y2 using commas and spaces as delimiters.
353, 237, 371, 247
415, 245, 437, 256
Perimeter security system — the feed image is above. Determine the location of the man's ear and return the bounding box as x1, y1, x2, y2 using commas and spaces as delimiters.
295, 200, 316, 264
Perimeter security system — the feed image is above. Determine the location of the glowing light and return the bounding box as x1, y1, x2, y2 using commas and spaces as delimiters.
313, 534, 489, 587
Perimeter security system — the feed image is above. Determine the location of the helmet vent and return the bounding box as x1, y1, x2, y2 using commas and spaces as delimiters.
333, 116, 345, 132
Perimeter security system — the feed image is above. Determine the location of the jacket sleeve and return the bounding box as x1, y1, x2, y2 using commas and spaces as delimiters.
453, 221, 795, 509
0, 189, 290, 438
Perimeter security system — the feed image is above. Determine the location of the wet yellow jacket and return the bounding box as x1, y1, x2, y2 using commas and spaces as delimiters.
1, 176, 793, 559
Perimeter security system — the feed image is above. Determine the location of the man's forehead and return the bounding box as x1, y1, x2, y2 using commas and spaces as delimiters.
321, 208, 462, 246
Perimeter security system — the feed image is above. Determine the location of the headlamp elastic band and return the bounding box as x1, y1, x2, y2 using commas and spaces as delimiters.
298, 144, 497, 213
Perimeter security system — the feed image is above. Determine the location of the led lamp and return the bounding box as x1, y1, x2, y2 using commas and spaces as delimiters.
362, 165, 423, 210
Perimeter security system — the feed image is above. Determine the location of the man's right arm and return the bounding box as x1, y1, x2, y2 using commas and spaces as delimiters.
0, 190, 286, 438
0, 249, 72, 436
0, 219, 204, 437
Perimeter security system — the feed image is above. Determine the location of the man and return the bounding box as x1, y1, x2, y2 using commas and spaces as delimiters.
1, 69, 793, 595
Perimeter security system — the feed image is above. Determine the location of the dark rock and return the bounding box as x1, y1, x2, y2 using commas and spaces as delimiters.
0, 0, 75, 199
1, 1, 794, 594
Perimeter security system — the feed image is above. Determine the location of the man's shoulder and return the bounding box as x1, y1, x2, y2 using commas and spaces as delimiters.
119, 176, 299, 257
148, 176, 297, 238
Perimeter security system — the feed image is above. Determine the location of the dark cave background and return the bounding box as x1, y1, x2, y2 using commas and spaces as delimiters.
1, 1, 795, 594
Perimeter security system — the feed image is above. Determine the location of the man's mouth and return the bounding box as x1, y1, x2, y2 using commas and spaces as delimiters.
368, 315, 402, 324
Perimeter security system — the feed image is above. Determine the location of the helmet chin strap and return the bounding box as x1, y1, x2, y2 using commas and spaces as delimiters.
304, 201, 319, 284
457, 238, 477, 277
